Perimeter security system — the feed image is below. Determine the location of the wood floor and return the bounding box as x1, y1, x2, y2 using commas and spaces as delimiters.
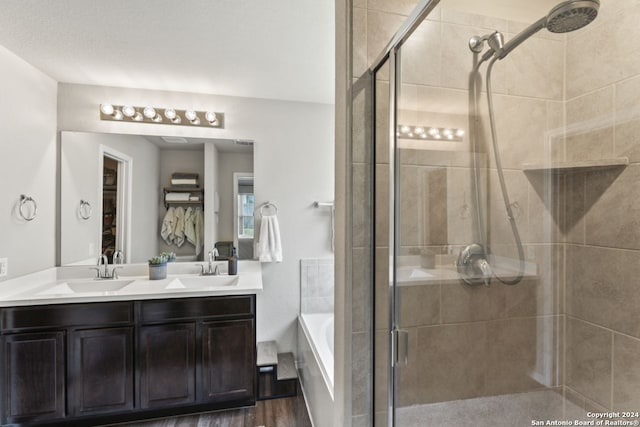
103, 394, 312, 427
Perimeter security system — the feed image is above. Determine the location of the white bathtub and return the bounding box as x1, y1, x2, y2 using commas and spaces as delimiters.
298, 313, 334, 427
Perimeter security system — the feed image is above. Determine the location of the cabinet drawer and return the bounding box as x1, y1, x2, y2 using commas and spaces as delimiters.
1, 302, 133, 331
140, 296, 255, 324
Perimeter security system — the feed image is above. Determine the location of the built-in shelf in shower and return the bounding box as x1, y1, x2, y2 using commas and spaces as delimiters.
522, 157, 629, 174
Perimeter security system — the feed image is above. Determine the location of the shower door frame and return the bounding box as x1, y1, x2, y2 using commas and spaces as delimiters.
369, 0, 442, 425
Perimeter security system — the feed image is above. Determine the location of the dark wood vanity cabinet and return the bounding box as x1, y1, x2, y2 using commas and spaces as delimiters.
139, 323, 197, 408
0, 295, 256, 426
3, 331, 66, 424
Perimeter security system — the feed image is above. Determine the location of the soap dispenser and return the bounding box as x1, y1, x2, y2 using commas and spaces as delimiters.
228, 246, 238, 275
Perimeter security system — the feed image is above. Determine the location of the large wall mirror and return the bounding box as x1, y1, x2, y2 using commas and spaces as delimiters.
60, 131, 254, 265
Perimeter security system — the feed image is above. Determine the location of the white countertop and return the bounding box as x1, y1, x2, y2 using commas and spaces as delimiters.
0, 261, 263, 307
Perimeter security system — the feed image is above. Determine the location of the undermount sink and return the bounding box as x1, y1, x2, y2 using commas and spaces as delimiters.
37, 279, 134, 295
165, 275, 240, 290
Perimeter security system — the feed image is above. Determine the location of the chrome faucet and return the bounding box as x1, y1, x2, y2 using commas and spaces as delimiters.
200, 248, 221, 276
91, 255, 122, 279
113, 250, 124, 265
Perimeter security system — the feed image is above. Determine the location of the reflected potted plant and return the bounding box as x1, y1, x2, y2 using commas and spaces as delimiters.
161, 252, 177, 263
148, 255, 168, 280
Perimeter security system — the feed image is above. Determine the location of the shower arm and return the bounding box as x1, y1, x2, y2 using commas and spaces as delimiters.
496, 17, 546, 59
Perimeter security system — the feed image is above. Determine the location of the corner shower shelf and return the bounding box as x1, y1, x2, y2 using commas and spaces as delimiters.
522, 157, 629, 174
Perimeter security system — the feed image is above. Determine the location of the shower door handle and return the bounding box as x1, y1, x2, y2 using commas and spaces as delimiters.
392, 328, 409, 367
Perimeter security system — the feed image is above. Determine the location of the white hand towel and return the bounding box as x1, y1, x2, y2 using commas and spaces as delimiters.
184, 207, 196, 246
257, 215, 282, 262
173, 207, 186, 247
161, 207, 176, 245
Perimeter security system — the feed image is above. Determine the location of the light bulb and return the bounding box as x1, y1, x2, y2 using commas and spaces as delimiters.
408, 132, 414, 137
428, 127, 439, 136
152, 114, 162, 123
434, 134, 442, 139
456, 129, 465, 137
420, 133, 427, 138
205, 111, 217, 124
113, 110, 123, 120
185, 110, 197, 121
122, 105, 136, 117
443, 128, 453, 137
447, 134, 453, 140
100, 104, 114, 115
414, 127, 425, 135
191, 117, 201, 125
400, 125, 410, 134
171, 116, 182, 124
164, 108, 176, 120
143, 107, 156, 119
133, 112, 143, 121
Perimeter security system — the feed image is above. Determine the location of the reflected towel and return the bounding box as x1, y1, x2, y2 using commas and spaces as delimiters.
173, 207, 186, 247
257, 215, 282, 262
194, 208, 204, 256
184, 207, 196, 247
161, 207, 176, 244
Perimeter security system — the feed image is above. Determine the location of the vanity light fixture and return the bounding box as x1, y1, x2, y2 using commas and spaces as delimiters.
99, 104, 225, 129
398, 125, 465, 142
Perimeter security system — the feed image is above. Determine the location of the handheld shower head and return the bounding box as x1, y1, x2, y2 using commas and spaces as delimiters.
546, 0, 600, 33
494, 0, 599, 59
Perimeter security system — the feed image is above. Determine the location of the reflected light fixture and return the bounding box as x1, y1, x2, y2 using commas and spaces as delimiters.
398, 124, 465, 142
99, 104, 225, 129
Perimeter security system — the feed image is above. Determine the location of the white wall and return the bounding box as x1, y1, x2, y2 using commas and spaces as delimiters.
158, 148, 205, 259
58, 83, 334, 354
60, 132, 160, 265
217, 152, 254, 242
0, 45, 57, 281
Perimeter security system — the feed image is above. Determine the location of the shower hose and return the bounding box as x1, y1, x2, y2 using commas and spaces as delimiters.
470, 56, 525, 286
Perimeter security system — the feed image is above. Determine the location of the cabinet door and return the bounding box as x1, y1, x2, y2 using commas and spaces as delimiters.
3, 332, 65, 424
139, 323, 196, 408
200, 319, 255, 403
70, 327, 134, 416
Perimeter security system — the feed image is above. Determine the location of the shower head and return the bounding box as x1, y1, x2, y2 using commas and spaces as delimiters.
495, 0, 599, 59
546, 0, 600, 33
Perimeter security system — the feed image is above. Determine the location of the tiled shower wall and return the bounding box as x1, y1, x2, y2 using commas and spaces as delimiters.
563, 0, 640, 413
349, 0, 640, 424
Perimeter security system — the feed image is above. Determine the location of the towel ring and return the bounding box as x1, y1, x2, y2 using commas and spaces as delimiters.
260, 202, 278, 216
79, 200, 93, 220
19, 195, 37, 221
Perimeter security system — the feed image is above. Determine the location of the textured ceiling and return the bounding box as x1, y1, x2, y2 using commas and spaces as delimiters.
0, 0, 335, 104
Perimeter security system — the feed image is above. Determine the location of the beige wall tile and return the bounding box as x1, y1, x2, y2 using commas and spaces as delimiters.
485, 316, 563, 395
615, 75, 640, 163
399, 284, 440, 328
613, 333, 640, 411
506, 245, 563, 317
446, 167, 481, 246
400, 19, 442, 87
488, 169, 529, 246
352, 247, 369, 333
585, 165, 639, 250
353, 0, 367, 9
352, 331, 372, 416
353, 8, 368, 78
352, 163, 370, 248
375, 247, 389, 331
367, 11, 406, 74
441, 23, 507, 93
375, 164, 389, 248
566, 1, 640, 99
566, 245, 640, 339
566, 317, 613, 408
565, 86, 614, 162
441, 7, 507, 32
441, 280, 506, 323
416, 323, 487, 403
367, 0, 419, 16
547, 100, 566, 163
505, 35, 563, 101
375, 77, 390, 164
